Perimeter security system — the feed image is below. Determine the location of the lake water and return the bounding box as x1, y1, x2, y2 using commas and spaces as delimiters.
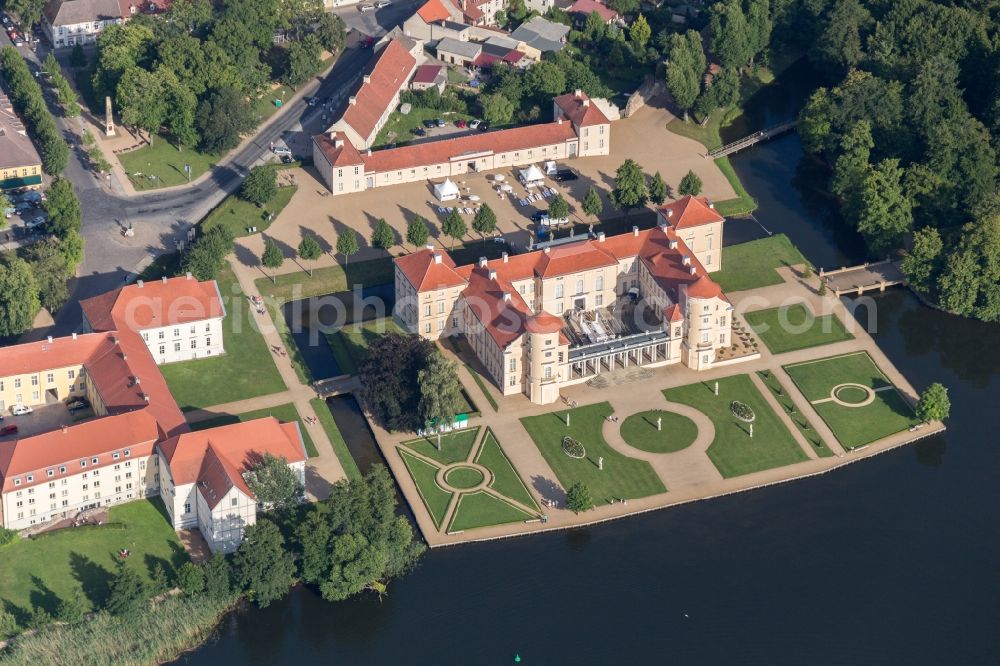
173, 65, 999, 665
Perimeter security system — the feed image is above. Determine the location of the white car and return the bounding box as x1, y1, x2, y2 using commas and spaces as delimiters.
272, 146, 292, 156
358, 3, 375, 11
11, 404, 33, 415
26, 216, 46, 228
375, 0, 392, 7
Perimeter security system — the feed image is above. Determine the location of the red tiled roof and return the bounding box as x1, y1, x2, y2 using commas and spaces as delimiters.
535, 242, 618, 277
396, 248, 467, 292
159, 417, 306, 508
418, 0, 453, 23
472, 50, 526, 68
0, 410, 159, 493
569, 0, 617, 21
663, 304, 683, 321
364, 120, 576, 173
462, 268, 532, 348
686, 274, 724, 299
0, 333, 107, 378
554, 91, 610, 127
525, 311, 563, 334
412, 64, 445, 84
339, 39, 416, 142
314, 131, 366, 167
80, 275, 223, 332
659, 195, 724, 230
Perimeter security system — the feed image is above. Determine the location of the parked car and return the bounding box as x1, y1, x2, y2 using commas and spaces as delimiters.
455, 119, 466, 128
468, 119, 481, 129
0, 425, 17, 437
66, 399, 89, 412
478, 121, 490, 132
306, 97, 318, 106
358, 3, 375, 11
272, 146, 292, 156
374, 0, 392, 7
421, 119, 437, 129
412, 127, 426, 136
435, 118, 446, 127
530, 210, 547, 222
26, 215, 46, 228
11, 404, 33, 415
553, 169, 579, 182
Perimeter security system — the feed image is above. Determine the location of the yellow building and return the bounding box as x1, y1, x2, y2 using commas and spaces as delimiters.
0, 93, 43, 191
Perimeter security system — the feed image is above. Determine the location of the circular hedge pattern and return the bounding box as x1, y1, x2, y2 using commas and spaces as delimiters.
619, 410, 699, 453
444, 466, 485, 490
730, 401, 756, 423
561, 436, 586, 459
834, 384, 871, 405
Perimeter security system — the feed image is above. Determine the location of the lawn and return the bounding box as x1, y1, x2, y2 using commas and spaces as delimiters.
310, 397, 362, 480
251, 84, 295, 122
402, 428, 480, 465
475, 429, 538, 511
783, 352, 920, 449
619, 409, 699, 454
756, 370, 834, 458
663, 374, 808, 477
255, 256, 394, 302
159, 267, 286, 409
118, 137, 221, 190
519, 402, 666, 504
745, 303, 854, 354
713, 156, 757, 217
0, 499, 186, 636
324, 317, 407, 376
201, 186, 297, 238
372, 107, 474, 149
399, 449, 453, 528
448, 491, 534, 532
188, 402, 317, 457
710, 234, 806, 292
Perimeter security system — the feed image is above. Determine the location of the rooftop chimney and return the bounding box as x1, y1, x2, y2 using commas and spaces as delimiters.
433, 253, 442, 264
134, 376, 141, 385
425, 244, 435, 251
349, 96, 357, 106
366, 149, 372, 157
137, 279, 144, 288
186, 272, 192, 280
72, 332, 77, 340
707, 199, 714, 209
574, 89, 582, 98
669, 239, 678, 250
582, 99, 590, 107
632, 226, 639, 237
143, 393, 150, 402
682, 255, 691, 266
328, 130, 337, 140
363, 74, 371, 84
557, 117, 563, 125
502, 252, 508, 263
690, 266, 698, 275
597, 232, 605, 242
544, 247, 551, 254
666, 208, 673, 217
62, 425, 68, 433
478, 256, 488, 267
47, 335, 53, 343
334, 138, 344, 149
162, 275, 167, 283
489, 269, 497, 280
502, 292, 511, 302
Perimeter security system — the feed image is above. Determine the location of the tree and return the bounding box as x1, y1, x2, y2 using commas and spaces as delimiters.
149, 561, 170, 595
584, 11, 606, 42
116, 66, 167, 142
158, 67, 199, 148
856, 159, 912, 256
417, 351, 464, 435
709, 0, 750, 69
665, 31, 705, 120
0, 609, 16, 637
900, 227, 943, 295
105, 563, 147, 615
548, 194, 570, 221
525, 60, 566, 98
678, 170, 703, 196
24, 238, 72, 312
297, 234, 322, 275
908, 55, 967, 146
234, 519, 295, 608
284, 34, 322, 88
336, 229, 360, 263
629, 14, 651, 50
472, 204, 497, 240
565, 481, 592, 513
359, 334, 439, 431
244, 453, 303, 511
297, 465, 424, 601
609, 159, 648, 213
441, 208, 467, 248
261, 237, 284, 282
69, 45, 87, 68
607, 0, 637, 15
315, 12, 347, 54
582, 186, 603, 221
648, 172, 669, 205
712, 67, 741, 109
0, 257, 40, 338
58, 229, 84, 273
202, 554, 233, 599
56, 587, 87, 624
371, 218, 395, 250
241, 164, 278, 206
745, 0, 771, 65
916, 383, 950, 422
183, 226, 234, 281
406, 216, 430, 249
936, 218, 1000, 321
196, 87, 256, 153
813, 0, 872, 76
7, 0, 46, 30
44, 177, 81, 239
177, 562, 206, 596
480, 93, 515, 125
831, 120, 873, 221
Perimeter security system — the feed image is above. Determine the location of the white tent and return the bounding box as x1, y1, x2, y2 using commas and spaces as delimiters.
519, 164, 545, 187
543, 160, 558, 175
434, 178, 460, 201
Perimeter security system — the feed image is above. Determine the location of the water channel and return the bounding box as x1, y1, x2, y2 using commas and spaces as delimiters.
174, 62, 999, 665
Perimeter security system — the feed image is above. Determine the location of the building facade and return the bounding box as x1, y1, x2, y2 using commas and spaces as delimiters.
0, 93, 43, 191
41, 0, 126, 48
393, 196, 737, 404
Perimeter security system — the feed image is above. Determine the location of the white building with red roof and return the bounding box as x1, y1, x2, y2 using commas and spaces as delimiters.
0, 277, 305, 553
393, 196, 739, 404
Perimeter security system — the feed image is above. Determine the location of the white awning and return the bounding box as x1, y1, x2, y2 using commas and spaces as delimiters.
433, 178, 460, 201
519, 164, 545, 185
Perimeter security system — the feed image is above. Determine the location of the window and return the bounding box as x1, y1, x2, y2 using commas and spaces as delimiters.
92, 457, 98, 465
231, 496, 238, 507
190, 325, 196, 334
702, 332, 710, 343
14, 378, 20, 388
596, 275, 604, 290
206, 337, 211, 347
174, 342, 181, 352
173, 328, 179, 337
205, 323, 211, 332
124, 449, 130, 457
555, 284, 563, 298
596, 295, 603, 306
191, 339, 197, 349
46, 469, 53, 477
424, 304, 431, 316
158, 331, 164, 340
31, 375, 38, 386
556, 303, 564, 314
68, 369, 75, 379
159, 345, 165, 355
46, 373, 54, 384
719, 317, 726, 327
509, 375, 517, 386
59, 466, 66, 473
113, 452, 120, 460
544, 366, 552, 378
184, 503, 191, 513
519, 285, 526, 294
32, 391, 39, 401
438, 301, 445, 314
27, 475, 33, 482
706, 254, 712, 265
424, 322, 431, 333
509, 358, 516, 371
576, 279, 584, 294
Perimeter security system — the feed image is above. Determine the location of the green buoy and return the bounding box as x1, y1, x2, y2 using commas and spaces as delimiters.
514, 655, 521, 663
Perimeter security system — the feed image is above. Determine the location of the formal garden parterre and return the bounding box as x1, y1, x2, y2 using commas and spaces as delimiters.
745, 303, 854, 354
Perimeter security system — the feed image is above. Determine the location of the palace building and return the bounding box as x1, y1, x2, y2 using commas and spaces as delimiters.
393, 196, 743, 404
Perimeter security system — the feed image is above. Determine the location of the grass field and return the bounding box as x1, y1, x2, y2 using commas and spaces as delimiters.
310, 398, 362, 480
118, 137, 221, 190
783, 352, 920, 449
401, 428, 480, 465
0, 500, 185, 635
710, 234, 806, 292
745, 303, 854, 354
324, 317, 407, 376
475, 429, 539, 510
619, 410, 699, 453
399, 449, 453, 527
448, 491, 533, 532
201, 186, 297, 238
160, 268, 285, 409
520, 402, 666, 504
663, 375, 809, 477
373, 107, 474, 149
188, 402, 317, 457
756, 370, 834, 457
255, 257, 394, 302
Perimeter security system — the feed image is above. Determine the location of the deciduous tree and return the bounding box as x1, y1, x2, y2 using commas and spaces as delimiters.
406, 215, 430, 248
234, 519, 295, 607
315, 13, 347, 54
900, 227, 942, 295
609, 159, 648, 212
105, 563, 147, 615
0, 256, 40, 338
371, 218, 395, 250
629, 14, 651, 50
709, 0, 750, 69
582, 186, 603, 221
678, 170, 702, 196
418, 351, 464, 432
648, 171, 669, 205
565, 481, 592, 513
196, 86, 256, 153
916, 383, 950, 422
480, 93, 515, 125
336, 229, 360, 263
441, 208, 467, 248
241, 164, 278, 205
665, 30, 705, 120
472, 204, 497, 240
856, 158, 912, 256
298, 233, 322, 275
547, 194, 570, 221
245, 453, 303, 511
261, 237, 284, 281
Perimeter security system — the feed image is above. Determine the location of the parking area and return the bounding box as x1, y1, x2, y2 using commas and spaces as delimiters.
0, 401, 89, 440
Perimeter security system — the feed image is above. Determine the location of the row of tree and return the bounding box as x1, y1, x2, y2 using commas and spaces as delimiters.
0, 46, 69, 175
794, 0, 1000, 321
